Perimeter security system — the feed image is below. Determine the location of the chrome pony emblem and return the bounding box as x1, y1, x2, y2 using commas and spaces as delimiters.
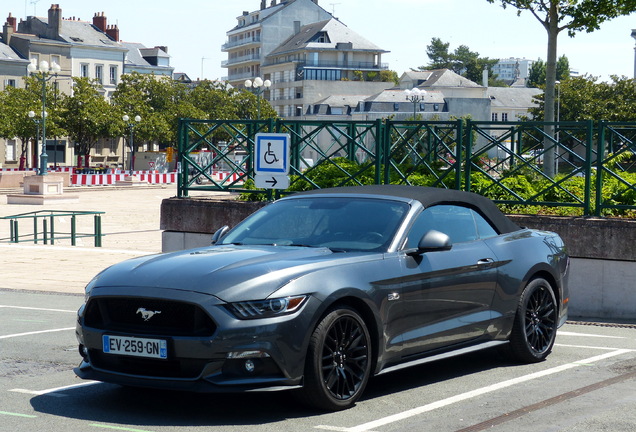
136, 307, 162, 321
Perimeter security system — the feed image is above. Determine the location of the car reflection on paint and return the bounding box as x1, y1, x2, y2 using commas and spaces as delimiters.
75, 185, 569, 411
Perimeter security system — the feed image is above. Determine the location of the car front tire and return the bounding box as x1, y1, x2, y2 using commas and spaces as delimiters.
509, 277, 558, 363
300, 306, 372, 411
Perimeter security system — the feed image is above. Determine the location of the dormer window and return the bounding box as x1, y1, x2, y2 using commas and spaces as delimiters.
312, 32, 330, 43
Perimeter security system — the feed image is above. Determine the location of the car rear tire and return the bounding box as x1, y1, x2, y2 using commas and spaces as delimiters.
300, 306, 372, 411
509, 277, 558, 363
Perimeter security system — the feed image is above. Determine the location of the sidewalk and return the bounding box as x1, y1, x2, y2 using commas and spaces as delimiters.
0, 185, 234, 295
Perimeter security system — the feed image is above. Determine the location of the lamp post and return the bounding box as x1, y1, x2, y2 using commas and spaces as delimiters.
27, 110, 43, 169
123, 114, 141, 174
27, 60, 61, 175
404, 87, 426, 119
244, 77, 271, 119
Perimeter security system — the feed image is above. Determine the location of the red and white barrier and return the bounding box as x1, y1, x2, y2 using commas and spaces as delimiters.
70, 172, 177, 186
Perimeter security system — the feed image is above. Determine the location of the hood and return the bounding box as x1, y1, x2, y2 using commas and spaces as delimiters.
91, 245, 379, 302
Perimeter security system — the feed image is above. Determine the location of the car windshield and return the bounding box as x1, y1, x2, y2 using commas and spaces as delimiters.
219, 197, 409, 252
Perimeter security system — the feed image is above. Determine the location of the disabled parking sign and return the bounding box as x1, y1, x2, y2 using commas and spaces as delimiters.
255, 133, 290, 175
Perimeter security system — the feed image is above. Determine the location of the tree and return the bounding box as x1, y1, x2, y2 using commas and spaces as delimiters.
420, 38, 504, 85
487, 0, 636, 176
527, 55, 571, 87
529, 75, 636, 122
0, 76, 61, 170
423, 38, 452, 70
59, 77, 117, 167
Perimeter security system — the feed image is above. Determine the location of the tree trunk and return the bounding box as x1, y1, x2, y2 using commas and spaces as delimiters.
542, 1, 559, 177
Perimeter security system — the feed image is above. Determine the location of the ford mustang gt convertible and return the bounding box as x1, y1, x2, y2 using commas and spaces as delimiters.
75, 185, 569, 411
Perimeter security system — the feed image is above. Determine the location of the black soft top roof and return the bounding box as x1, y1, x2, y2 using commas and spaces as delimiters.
294, 185, 521, 234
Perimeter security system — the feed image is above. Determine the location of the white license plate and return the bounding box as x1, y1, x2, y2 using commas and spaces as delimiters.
102, 335, 168, 359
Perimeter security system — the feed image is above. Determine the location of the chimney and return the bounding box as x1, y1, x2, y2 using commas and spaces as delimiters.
93, 12, 107, 32
3, 13, 16, 44
106, 24, 119, 42
271, 0, 277, 7
482, 67, 488, 87
261, 0, 266, 9
155, 45, 168, 54
294, 21, 301, 34
6, 13, 17, 30
46, 4, 62, 40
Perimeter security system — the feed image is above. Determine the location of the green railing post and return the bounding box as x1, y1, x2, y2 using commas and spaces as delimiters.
459, 119, 468, 191
11, 219, 18, 243
94, 214, 102, 247
595, 121, 606, 216
71, 215, 77, 246
33, 216, 38, 244
43, 218, 48, 245
50, 214, 55, 245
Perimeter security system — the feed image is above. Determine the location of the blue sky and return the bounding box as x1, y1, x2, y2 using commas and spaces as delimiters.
3, 0, 634, 82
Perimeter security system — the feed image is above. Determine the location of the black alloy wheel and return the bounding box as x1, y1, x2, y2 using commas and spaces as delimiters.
300, 306, 372, 411
509, 277, 558, 363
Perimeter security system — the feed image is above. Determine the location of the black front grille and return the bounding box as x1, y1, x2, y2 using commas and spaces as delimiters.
89, 349, 209, 378
84, 297, 216, 336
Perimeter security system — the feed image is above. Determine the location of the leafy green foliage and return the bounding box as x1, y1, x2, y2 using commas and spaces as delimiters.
527, 55, 570, 88
529, 75, 636, 121
420, 38, 505, 85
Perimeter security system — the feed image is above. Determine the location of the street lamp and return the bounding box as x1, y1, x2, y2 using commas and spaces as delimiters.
123, 114, 141, 173
244, 77, 271, 119
27, 60, 61, 175
404, 87, 426, 119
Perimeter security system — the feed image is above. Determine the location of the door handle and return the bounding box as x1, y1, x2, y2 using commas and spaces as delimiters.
477, 258, 495, 265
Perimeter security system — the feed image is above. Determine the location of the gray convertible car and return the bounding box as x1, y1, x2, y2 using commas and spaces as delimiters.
75, 185, 569, 410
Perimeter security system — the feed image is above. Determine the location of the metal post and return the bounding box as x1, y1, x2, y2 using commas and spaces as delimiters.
94, 214, 102, 247
50, 214, 55, 245
71, 215, 77, 246
39, 77, 48, 175
43, 218, 48, 245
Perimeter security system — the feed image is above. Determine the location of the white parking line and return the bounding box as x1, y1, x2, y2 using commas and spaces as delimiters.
0, 305, 76, 313
558, 331, 625, 339
315, 349, 633, 432
10, 381, 101, 397
0, 327, 75, 339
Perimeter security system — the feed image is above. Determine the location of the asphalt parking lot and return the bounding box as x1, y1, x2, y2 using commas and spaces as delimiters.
1, 288, 636, 432
1, 185, 636, 431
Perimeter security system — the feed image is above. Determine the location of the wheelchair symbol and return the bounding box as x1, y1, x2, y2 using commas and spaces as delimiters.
263, 142, 279, 165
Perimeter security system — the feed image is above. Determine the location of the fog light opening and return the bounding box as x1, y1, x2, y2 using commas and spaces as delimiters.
78, 344, 89, 361
244, 359, 255, 373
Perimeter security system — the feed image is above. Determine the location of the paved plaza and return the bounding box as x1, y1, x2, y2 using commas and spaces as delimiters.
0, 185, 233, 294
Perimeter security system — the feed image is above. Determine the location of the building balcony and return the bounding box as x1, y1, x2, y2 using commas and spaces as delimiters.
262, 59, 389, 70
222, 36, 262, 52
221, 54, 261, 68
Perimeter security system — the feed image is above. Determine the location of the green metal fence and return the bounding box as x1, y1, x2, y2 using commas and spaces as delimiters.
177, 118, 636, 217
0, 210, 105, 247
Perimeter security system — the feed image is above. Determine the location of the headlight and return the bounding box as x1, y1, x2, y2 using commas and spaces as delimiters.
227, 295, 307, 319
84, 276, 99, 302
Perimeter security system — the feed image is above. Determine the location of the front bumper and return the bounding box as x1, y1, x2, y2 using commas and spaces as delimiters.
75, 286, 317, 392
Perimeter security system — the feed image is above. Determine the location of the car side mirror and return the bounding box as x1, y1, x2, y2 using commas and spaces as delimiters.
408, 230, 452, 255
211, 225, 230, 245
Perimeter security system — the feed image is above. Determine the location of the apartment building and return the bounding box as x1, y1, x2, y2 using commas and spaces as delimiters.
0, 4, 173, 169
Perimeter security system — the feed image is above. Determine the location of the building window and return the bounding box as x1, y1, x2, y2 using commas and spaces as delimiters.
81, 63, 89, 78
393, 103, 400, 111
4, 79, 16, 89
51, 55, 61, 67
110, 65, 118, 84
6, 140, 17, 161
502, 113, 508, 121
492, 113, 498, 122
95, 65, 103, 84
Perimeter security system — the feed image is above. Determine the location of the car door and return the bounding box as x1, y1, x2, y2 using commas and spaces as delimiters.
396, 205, 501, 358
